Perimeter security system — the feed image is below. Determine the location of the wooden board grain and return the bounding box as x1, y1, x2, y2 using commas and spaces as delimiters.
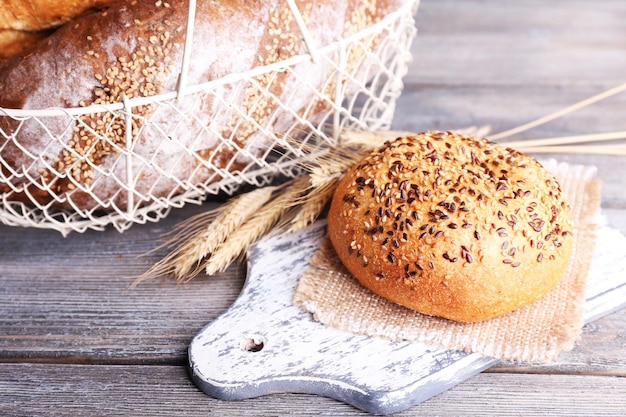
189, 221, 493, 415
406, 0, 626, 87
1, 0, 626, 415
2, 363, 625, 417
0, 202, 245, 364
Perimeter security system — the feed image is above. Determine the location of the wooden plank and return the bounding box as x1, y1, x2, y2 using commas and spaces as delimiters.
1, 363, 625, 417
416, 373, 626, 417
393, 84, 626, 144
408, 0, 626, 87
0, 202, 246, 364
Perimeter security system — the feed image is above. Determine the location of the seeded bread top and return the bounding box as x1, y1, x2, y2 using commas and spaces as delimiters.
327, 131, 574, 322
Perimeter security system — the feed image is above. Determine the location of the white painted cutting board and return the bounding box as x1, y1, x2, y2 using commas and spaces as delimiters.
188, 216, 626, 415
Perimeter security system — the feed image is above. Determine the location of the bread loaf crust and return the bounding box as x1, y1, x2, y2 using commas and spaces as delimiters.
327, 131, 574, 322
0, 0, 116, 31
0, 0, 117, 60
0, 0, 404, 211
0, 29, 50, 60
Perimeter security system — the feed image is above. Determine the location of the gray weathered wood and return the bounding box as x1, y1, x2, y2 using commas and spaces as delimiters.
1, 363, 625, 417
405, 0, 626, 87
0, 201, 243, 364
1, 0, 626, 415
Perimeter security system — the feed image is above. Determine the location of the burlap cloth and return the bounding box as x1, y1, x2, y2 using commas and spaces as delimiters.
294, 160, 601, 363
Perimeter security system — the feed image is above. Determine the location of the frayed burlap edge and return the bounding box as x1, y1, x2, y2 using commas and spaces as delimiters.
294, 161, 601, 363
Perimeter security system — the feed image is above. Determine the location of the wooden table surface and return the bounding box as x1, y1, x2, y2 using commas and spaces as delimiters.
2, 1, 625, 416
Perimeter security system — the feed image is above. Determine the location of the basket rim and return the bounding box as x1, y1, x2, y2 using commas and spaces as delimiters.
0, 0, 418, 118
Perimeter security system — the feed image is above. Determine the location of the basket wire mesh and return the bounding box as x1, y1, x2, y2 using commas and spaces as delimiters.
0, 0, 419, 235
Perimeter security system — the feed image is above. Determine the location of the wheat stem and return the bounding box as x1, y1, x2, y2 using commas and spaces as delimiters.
504, 131, 626, 149
288, 177, 339, 233
515, 145, 626, 156
204, 177, 311, 276
131, 185, 278, 285
488, 82, 626, 141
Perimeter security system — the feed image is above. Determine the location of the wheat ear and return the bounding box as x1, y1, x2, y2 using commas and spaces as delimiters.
204, 177, 311, 276
288, 177, 339, 233
131, 185, 278, 285
287, 131, 387, 233
175, 185, 279, 279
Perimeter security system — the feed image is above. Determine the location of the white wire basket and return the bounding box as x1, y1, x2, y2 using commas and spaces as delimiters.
0, 0, 419, 235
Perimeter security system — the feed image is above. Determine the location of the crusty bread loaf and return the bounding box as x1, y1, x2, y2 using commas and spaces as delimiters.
0, 29, 50, 60
0, 0, 406, 211
0, 0, 116, 60
0, 0, 115, 31
327, 131, 574, 322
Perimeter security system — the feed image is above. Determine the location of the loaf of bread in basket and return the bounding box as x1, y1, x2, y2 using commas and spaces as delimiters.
0, 0, 116, 59
0, 0, 408, 212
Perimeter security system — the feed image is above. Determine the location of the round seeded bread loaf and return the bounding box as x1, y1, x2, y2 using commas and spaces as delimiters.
327, 131, 574, 322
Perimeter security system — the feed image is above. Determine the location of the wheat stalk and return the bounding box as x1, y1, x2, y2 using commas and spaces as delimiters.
132, 185, 278, 285
501, 131, 626, 157
288, 177, 339, 233
505, 131, 626, 147
203, 176, 311, 276
513, 145, 626, 155
488, 81, 626, 141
